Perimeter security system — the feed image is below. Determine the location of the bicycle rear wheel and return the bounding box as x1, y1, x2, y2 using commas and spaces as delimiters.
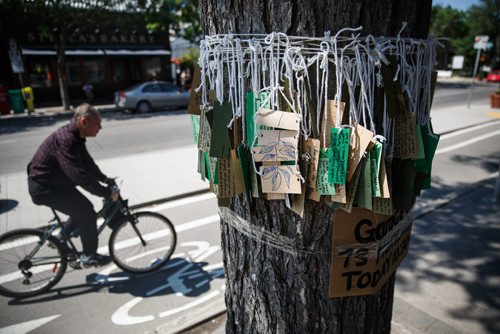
0, 229, 67, 298
109, 212, 177, 274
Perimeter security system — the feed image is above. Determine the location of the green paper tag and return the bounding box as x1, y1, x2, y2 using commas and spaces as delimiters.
370, 141, 383, 197
412, 125, 426, 168
190, 114, 200, 144
245, 92, 270, 147
209, 102, 233, 158
317, 149, 336, 195
237, 144, 251, 193
328, 127, 351, 185
355, 156, 372, 210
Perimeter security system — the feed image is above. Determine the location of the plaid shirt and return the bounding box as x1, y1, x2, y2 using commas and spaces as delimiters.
28, 122, 110, 198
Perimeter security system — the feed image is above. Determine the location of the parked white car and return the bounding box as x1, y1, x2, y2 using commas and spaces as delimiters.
115, 81, 189, 113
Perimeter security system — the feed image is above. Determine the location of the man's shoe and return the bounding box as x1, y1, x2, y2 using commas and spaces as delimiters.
80, 253, 112, 268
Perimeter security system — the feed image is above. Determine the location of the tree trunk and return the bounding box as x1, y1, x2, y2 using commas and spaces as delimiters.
198, 1, 432, 333
56, 29, 70, 111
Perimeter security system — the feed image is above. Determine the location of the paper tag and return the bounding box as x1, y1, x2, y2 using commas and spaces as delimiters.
187, 67, 202, 115
370, 141, 383, 197
328, 127, 351, 185
393, 113, 418, 159
260, 165, 302, 194
418, 125, 440, 189
231, 150, 245, 194
317, 149, 336, 195
218, 158, 234, 198
347, 124, 374, 182
304, 138, 321, 189
258, 130, 298, 146
252, 144, 297, 162
309, 189, 321, 202
320, 100, 345, 147
378, 158, 391, 198
198, 109, 211, 152
373, 197, 394, 215
255, 108, 301, 131
236, 144, 251, 193
331, 184, 347, 203
338, 163, 362, 213
292, 160, 308, 217
355, 157, 372, 210
246, 92, 270, 147
209, 102, 233, 158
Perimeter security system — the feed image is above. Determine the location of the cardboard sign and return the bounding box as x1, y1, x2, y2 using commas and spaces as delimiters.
378, 158, 391, 198
304, 138, 321, 189
393, 114, 418, 159
329, 208, 412, 297
255, 108, 301, 131
346, 124, 374, 182
218, 158, 234, 198
260, 165, 302, 194
231, 149, 245, 194
198, 109, 212, 152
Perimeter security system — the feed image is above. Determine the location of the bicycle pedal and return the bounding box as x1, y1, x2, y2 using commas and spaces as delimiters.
69, 260, 83, 270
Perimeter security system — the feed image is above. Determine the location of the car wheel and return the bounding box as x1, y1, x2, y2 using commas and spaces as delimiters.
136, 101, 151, 113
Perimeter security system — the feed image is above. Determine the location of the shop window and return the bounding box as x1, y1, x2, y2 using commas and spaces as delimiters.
144, 57, 161, 80
113, 61, 127, 83
66, 60, 82, 86
26, 59, 52, 88
83, 59, 105, 84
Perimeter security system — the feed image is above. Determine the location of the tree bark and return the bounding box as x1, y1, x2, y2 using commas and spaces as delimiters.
198, 1, 432, 333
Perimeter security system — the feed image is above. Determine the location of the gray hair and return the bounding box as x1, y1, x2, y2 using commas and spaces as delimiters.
73, 103, 99, 122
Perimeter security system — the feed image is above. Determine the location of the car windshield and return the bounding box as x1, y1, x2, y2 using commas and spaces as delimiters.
126, 83, 142, 91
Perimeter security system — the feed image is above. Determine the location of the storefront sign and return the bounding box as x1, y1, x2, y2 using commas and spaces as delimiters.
329, 208, 412, 297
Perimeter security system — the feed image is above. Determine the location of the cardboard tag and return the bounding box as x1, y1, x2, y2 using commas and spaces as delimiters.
393, 113, 418, 159
304, 138, 321, 189
378, 158, 391, 198
231, 150, 245, 194
355, 157, 372, 210
208, 102, 233, 158
331, 184, 347, 204
309, 189, 321, 202
246, 92, 270, 147
236, 144, 251, 193
218, 158, 234, 198
346, 124, 374, 182
373, 197, 393, 215
292, 160, 308, 218
252, 144, 297, 162
260, 165, 302, 194
258, 130, 298, 146
339, 162, 363, 213
198, 150, 205, 181
188, 66, 202, 115
370, 141, 383, 197
320, 100, 345, 147
255, 108, 301, 131
328, 127, 351, 185
381, 56, 406, 118
317, 149, 336, 195
198, 109, 211, 152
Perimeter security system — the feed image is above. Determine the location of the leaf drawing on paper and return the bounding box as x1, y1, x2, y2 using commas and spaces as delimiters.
281, 166, 292, 188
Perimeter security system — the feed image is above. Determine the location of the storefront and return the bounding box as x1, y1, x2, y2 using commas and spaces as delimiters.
0, 7, 172, 105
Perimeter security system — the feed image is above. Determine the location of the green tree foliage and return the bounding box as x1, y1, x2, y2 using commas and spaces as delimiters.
430, 0, 499, 70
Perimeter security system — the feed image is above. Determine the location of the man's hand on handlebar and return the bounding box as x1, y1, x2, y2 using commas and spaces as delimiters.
105, 177, 119, 202
110, 190, 119, 202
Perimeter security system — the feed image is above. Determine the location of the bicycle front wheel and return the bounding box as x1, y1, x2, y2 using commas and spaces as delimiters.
0, 229, 67, 298
109, 212, 177, 274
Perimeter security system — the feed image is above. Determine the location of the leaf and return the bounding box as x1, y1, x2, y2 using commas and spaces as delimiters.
259, 144, 275, 154
272, 171, 282, 191
262, 153, 277, 161
262, 166, 277, 179
278, 147, 296, 160
281, 168, 291, 188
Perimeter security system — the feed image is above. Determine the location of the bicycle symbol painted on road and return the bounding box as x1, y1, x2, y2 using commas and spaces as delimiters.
91, 241, 225, 326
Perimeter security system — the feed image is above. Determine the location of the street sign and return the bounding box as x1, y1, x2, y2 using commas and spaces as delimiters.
452, 55, 464, 70
473, 35, 489, 50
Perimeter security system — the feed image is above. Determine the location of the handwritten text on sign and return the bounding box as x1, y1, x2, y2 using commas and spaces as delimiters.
329, 208, 412, 297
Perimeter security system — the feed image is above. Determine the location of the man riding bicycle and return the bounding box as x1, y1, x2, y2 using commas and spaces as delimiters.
27, 103, 119, 267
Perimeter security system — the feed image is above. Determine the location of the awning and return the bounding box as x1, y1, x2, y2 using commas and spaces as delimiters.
21, 48, 171, 56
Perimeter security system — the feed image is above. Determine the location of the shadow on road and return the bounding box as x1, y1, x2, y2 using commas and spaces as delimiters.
0, 199, 18, 214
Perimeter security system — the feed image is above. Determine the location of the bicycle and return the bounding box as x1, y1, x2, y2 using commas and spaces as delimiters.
0, 184, 177, 299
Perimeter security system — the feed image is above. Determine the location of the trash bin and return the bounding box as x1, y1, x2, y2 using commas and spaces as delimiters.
0, 85, 10, 115
22, 86, 35, 114
8, 89, 25, 114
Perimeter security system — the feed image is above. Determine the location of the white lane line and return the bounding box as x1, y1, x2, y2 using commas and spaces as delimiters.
440, 120, 500, 140
158, 290, 220, 318
0, 314, 61, 334
436, 129, 500, 155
